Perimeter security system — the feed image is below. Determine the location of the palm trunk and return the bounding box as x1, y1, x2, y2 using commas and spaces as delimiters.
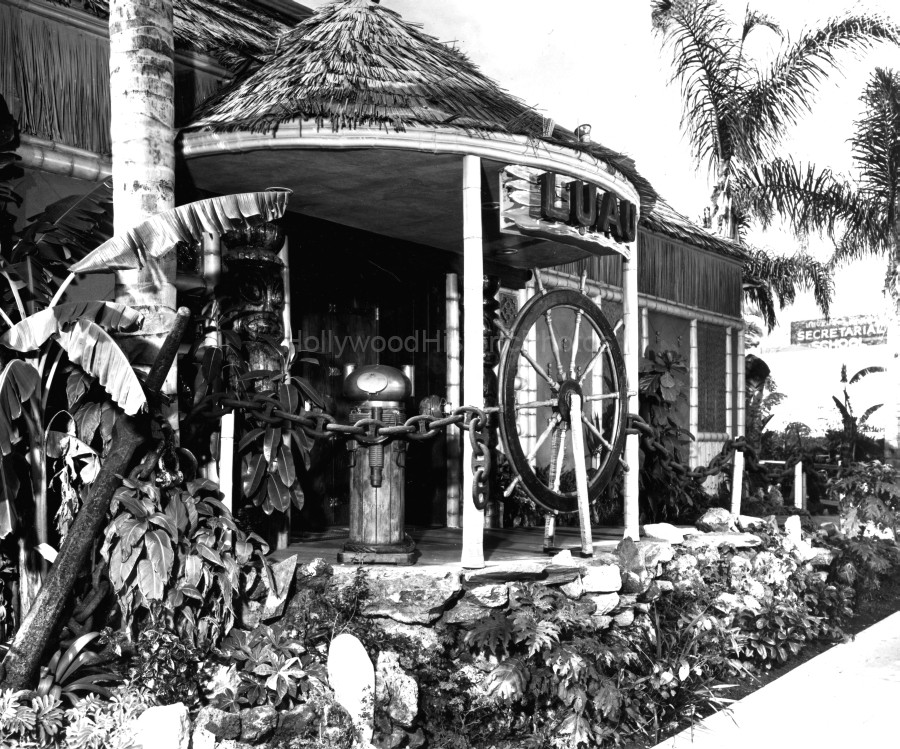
109, 0, 178, 434
887, 217, 900, 468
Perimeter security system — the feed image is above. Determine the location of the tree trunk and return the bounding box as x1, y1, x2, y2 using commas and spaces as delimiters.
887, 209, 900, 468
109, 0, 178, 434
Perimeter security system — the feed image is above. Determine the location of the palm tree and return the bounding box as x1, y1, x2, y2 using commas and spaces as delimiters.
652, 0, 900, 326
750, 67, 900, 461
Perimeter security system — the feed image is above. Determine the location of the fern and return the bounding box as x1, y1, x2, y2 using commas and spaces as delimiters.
464, 610, 515, 656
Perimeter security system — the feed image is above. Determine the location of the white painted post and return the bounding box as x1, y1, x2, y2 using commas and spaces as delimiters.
279, 235, 294, 363
731, 449, 744, 515
461, 155, 485, 568
518, 284, 538, 460
219, 412, 235, 512
570, 393, 594, 557
640, 306, 649, 357
794, 461, 805, 510
622, 244, 640, 541
725, 326, 733, 437
445, 274, 462, 528
201, 231, 222, 483
737, 329, 746, 437
689, 319, 699, 468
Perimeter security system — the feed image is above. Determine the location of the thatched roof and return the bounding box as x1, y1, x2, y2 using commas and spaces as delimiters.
188, 0, 657, 212
68, 0, 310, 71
642, 199, 746, 261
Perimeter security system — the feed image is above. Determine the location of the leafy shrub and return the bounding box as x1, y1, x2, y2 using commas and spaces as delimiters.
101, 476, 271, 648
63, 686, 154, 749
37, 632, 122, 707
214, 623, 328, 712
127, 626, 212, 707
0, 689, 65, 747
828, 460, 900, 536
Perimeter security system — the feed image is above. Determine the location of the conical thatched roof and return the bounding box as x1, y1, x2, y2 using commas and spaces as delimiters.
189, 0, 656, 210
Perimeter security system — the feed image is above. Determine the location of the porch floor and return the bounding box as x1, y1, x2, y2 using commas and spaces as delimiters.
270, 525, 628, 568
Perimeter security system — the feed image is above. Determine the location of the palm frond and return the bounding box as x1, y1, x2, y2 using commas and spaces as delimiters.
653, 0, 743, 172
742, 9, 782, 43
0, 359, 40, 456
852, 67, 900, 222
69, 191, 290, 274
0, 301, 142, 352
744, 15, 900, 159
859, 403, 883, 425
849, 366, 886, 384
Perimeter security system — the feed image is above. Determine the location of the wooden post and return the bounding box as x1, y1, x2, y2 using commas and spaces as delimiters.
483, 276, 501, 529
569, 393, 593, 557
201, 231, 222, 483
725, 326, 733, 437
640, 307, 649, 357
689, 319, 699, 468
461, 155, 485, 568
622, 243, 640, 541
518, 284, 538, 460
731, 449, 744, 515
794, 461, 805, 510
219, 413, 235, 512
445, 273, 462, 528
737, 329, 746, 437
276, 234, 292, 549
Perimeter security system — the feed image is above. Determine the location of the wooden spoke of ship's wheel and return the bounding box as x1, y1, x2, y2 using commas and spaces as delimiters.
578, 342, 610, 386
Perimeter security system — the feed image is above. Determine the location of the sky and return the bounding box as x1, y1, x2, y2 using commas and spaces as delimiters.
298, 0, 900, 433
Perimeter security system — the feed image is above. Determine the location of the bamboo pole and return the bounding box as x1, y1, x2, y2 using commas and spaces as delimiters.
731, 450, 744, 515
201, 231, 222, 483
219, 413, 235, 513
689, 319, 699, 468
569, 393, 593, 557
640, 307, 649, 357
461, 154, 485, 569
622, 241, 640, 541
445, 273, 462, 528
794, 461, 805, 510
737, 330, 746, 436
725, 326, 733, 437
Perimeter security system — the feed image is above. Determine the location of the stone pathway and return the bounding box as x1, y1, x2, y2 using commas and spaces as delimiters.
653, 611, 900, 748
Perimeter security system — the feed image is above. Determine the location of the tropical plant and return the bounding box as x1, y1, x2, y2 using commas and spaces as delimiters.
832, 364, 886, 465
36, 632, 121, 707
652, 1, 900, 327
63, 685, 155, 749
0, 688, 65, 746
127, 626, 211, 707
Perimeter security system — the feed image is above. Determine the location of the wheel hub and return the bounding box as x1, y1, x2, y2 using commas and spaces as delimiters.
556, 379, 583, 423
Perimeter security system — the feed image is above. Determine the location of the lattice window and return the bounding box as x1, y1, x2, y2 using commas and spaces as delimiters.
698, 323, 727, 432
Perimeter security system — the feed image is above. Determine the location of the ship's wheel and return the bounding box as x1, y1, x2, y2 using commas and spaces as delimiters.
498, 275, 628, 516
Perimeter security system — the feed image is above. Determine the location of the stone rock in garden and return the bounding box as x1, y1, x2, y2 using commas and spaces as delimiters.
634, 602, 651, 613
637, 540, 675, 570
271, 704, 318, 746
581, 564, 622, 593
262, 554, 298, 621
585, 592, 619, 615
237, 599, 263, 630
241, 705, 278, 743
133, 703, 190, 749
542, 564, 583, 586
387, 728, 408, 749
613, 608, 635, 627
762, 515, 780, 534
328, 633, 375, 745
666, 553, 702, 593
592, 551, 620, 566
619, 569, 651, 595
784, 515, 802, 544
656, 580, 674, 593
614, 593, 638, 611
298, 557, 333, 580
376, 651, 419, 729
809, 547, 835, 567
442, 594, 495, 626
469, 584, 509, 608
197, 706, 241, 740
408, 727, 426, 748
736, 515, 765, 532
683, 532, 761, 550
616, 537, 644, 574
638, 580, 662, 603
751, 550, 794, 589
560, 577, 584, 599
642, 523, 685, 544
696, 507, 735, 532
551, 549, 575, 565
217, 742, 254, 749
374, 620, 441, 652
363, 570, 462, 624
191, 724, 216, 749
730, 555, 767, 599
591, 615, 613, 630
464, 561, 546, 584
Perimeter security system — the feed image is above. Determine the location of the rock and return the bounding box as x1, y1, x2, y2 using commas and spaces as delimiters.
408, 727, 426, 748
463, 561, 546, 584
191, 724, 216, 749
469, 584, 508, 607
591, 615, 613, 630
616, 537, 643, 575
271, 704, 317, 746
752, 550, 795, 589
374, 620, 441, 652
696, 507, 735, 533
656, 580, 674, 593
619, 569, 651, 595
362, 570, 462, 624
133, 703, 190, 749
237, 599, 263, 629
762, 515, 780, 534
585, 592, 619, 615
592, 552, 620, 566
736, 515, 765, 532
637, 540, 675, 569
197, 706, 241, 740
560, 577, 584, 599
442, 594, 495, 625
551, 549, 575, 565
634, 602, 651, 613
613, 609, 635, 627
542, 564, 583, 586
262, 554, 298, 620
666, 553, 702, 593
614, 593, 638, 610
638, 581, 662, 603
328, 633, 375, 745
218, 742, 254, 749
784, 515, 802, 544
241, 706, 277, 743
581, 564, 622, 593
683, 532, 761, 550
376, 651, 419, 729
387, 728, 407, 748
809, 547, 835, 567
642, 523, 685, 544
299, 557, 333, 580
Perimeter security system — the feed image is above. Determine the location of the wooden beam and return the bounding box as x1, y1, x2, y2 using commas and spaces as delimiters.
461, 155, 485, 569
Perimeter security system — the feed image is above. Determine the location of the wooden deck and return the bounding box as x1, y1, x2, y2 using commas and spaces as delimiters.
271, 525, 628, 567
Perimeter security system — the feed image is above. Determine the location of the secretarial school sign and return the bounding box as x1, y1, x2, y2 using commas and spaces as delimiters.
499, 166, 637, 257
790, 315, 887, 348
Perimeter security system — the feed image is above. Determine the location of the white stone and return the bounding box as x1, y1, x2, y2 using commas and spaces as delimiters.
784, 515, 802, 544
328, 633, 375, 744
586, 592, 619, 615
469, 584, 508, 607
133, 703, 190, 749
551, 549, 575, 565
191, 725, 216, 749
736, 515, 765, 532
683, 532, 761, 550
376, 651, 419, 729
696, 507, 735, 532
637, 540, 675, 568
581, 564, 622, 593
613, 609, 635, 627
642, 523, 685, 544
560, 577, 584, 599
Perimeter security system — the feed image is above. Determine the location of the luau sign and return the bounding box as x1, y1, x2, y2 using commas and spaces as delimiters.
499, 166, 637, 257
790, 315, 887, 348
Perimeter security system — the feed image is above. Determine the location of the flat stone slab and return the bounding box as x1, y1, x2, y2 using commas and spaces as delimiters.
683, 532, 761, 550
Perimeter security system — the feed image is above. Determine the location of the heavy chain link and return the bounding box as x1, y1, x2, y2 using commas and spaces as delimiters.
194, 392, 498, 506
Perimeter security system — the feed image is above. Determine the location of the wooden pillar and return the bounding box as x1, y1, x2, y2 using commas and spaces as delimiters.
725, 326, 733, 438
445, 273, 462, 528
731, 450, 744, 515
794, 461, 805, 510
219, 413, 235, 512
201, 231, 222, 483
275, 235, 293, 549
461, 155, 485, 568
483, 276, 501, 529
737, 328, 746, 436
689, 319, 699, 468
640, 307, 649, 357
518, 284, 538, 460
622, 245, 640, 541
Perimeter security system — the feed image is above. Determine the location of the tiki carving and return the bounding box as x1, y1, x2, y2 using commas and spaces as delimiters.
218, 221, 286, 387
483, 274, 501, 527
